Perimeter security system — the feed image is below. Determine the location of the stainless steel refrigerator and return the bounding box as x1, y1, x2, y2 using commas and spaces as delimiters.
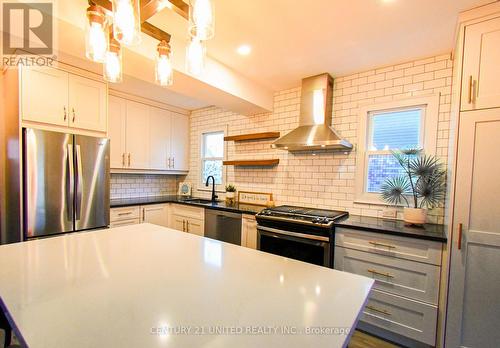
23, 128, 110, 238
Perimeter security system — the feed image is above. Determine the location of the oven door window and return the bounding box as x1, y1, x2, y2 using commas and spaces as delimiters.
258, 230, 330, 267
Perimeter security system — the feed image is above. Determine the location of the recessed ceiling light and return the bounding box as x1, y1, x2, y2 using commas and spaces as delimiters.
237, 45, 252, 55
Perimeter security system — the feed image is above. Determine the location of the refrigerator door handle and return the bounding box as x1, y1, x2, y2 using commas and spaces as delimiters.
75, 145, 83, 220
66, 144, 75, 221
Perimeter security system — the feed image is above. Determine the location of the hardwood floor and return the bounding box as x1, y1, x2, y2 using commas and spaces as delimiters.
348, 330, 401, 348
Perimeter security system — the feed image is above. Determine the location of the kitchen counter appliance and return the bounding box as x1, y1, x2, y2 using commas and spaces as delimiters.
204, 209, 242, 245
256, 205, 348, 267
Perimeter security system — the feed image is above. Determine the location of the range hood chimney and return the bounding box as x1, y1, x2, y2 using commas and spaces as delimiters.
272, 73, 353, 151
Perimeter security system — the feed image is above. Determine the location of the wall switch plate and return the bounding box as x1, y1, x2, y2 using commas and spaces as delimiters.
382, 208, 397, 219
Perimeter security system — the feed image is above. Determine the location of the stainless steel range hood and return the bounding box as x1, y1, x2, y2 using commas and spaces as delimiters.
272, 73, 353, 151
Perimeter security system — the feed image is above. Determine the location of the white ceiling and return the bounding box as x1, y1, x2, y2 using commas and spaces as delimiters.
153, 0, 494, 91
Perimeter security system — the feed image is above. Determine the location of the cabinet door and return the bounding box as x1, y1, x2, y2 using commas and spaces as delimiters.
110, 218, 141, 228
68, 74, 107, 132
142, 204, 169, 227
172, 215, 186, 232
125, 100, 150, 169
242, 215, 257, 249
446, 109, 500, 347
461, 17, 500, 111
186, 218, 204, 236
108, 96, 127, 168
170, 113, 189, 171
20, 67, 68, 126
149, 107, 171, 170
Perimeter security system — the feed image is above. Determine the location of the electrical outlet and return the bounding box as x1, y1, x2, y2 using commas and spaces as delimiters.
382, 208, 397, 219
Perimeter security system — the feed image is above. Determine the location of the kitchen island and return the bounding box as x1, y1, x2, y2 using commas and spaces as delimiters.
0, 224, 373, 348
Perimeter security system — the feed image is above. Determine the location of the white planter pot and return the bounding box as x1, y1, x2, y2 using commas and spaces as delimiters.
226, 192, 235, 199
403, 208, 427, 225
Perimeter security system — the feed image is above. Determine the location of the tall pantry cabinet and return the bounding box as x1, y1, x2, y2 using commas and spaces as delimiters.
446, 4, 500, 348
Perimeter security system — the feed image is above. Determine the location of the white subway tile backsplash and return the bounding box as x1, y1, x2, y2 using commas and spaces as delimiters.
184, 54, 453, 224
110, 174, 179, 199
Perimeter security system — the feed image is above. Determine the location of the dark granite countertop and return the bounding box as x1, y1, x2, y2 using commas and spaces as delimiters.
110, 197, 447, 242
110, 195, 265, 215
333, 214, 447, 243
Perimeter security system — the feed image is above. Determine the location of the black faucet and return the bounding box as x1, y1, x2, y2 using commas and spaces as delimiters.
205, 175, 218, 202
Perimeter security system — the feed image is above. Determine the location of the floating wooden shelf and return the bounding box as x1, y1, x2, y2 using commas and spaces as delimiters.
224, 132, 280, 142
223, 159, 280, 166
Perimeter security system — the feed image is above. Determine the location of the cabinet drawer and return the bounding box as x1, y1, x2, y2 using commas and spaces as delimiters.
335, 227, 442, 265
110, 206, 141, 222
335, 247, 440, 304
109, 218, 140, 228
171, 204, 204, 220
361, 289, 437, 346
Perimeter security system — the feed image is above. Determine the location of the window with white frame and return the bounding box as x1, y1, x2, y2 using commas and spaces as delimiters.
355, 96, 439, 203
201, 131, 224, 185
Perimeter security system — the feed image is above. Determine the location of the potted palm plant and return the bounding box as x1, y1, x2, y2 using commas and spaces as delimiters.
380, 149, 446, 225
225, 184, 237, 205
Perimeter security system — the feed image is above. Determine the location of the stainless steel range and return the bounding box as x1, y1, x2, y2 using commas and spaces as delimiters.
256, 206, 348, 268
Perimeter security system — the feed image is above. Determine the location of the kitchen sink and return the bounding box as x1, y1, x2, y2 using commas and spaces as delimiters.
183, 198, 218, 205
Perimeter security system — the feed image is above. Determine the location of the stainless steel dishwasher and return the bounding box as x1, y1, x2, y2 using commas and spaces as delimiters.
204, 209, 242, 245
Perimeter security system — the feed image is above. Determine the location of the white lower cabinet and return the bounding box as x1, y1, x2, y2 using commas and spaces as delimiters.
110, 204, 169, 228
141, 204, 169, 227
361, 289, 438, 346
170, 204, 205, 236
241, 214, 257, 249
334, 227, 442, 347
110, 206, 141, 228
334, 247, 440, 304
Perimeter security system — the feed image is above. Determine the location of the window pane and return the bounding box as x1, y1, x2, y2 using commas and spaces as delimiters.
366, 154, 407, 193
369, 109, 421, 150
203, 132, 224, 158
202, 160, 222, 184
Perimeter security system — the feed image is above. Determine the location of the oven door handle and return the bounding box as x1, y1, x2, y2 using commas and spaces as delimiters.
257, 226, 330, 242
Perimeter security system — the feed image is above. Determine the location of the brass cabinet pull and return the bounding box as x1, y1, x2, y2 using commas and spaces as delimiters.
117, 212, 132, 216
142, 208, 145, 222
369, 241, 396, 249
122, 153, 125, 167
183, 220, 186, 232
367, 269, 394, 278
186, 220, 190, 233
128, 153, 131, 167
63, 106, 67, 121
468, 76, 474, 104
458, 223, 463, 250
72, 108, 76, 122
366, 305, 391, 316
167, 157, 171, 168
172, 157, 175, 168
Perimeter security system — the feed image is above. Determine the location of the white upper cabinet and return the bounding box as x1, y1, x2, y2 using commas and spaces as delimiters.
125, 100, 151, 169
68, 74, 107, 132
108, 96, 127, 168
108, 94, 189, 173
461, 16, 500, 111
170, 113, 189, 171
20, 66, 107, 133
149, 107, 172, 170
20, 67, 69, 126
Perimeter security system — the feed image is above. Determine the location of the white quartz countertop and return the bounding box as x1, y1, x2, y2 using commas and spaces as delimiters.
0, 224, 373, 348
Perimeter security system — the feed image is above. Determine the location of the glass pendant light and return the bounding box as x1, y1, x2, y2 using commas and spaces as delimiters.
85, 5, 107, 62
186, 37, 206, 76
112, 0, 141, 46
188, 0, 215, 40
155, 40, 173, 86
103, 36, 123, 83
